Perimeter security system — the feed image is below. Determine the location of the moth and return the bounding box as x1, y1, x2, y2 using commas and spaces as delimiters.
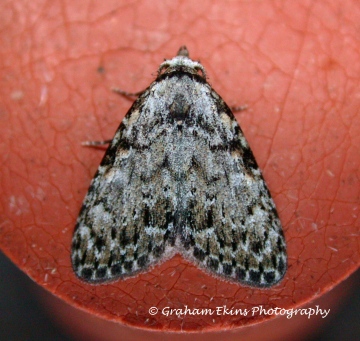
71, 46, 287, 287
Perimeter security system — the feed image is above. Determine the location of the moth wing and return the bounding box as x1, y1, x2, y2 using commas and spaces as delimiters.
71, 95, 177, 282
180, 99, 287, 287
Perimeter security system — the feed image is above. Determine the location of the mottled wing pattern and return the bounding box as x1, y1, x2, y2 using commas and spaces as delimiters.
72, 47, 287, 286
71, 89, 179, 282
178, 91, 287, 287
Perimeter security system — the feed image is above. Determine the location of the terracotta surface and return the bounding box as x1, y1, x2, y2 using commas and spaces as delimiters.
38, 268, 357, 341
0, 0, 359, 333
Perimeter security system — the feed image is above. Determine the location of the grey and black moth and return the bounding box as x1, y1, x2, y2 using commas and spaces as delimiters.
71, 46, 287, 287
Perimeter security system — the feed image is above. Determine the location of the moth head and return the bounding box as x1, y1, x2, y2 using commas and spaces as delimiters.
158, 46, 207, 79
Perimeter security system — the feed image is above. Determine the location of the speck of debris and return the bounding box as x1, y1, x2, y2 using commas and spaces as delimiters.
97, 66, 105, 74
11, 90, 24, 101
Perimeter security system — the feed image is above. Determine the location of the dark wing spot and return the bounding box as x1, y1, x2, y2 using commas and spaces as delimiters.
277, 236, 285, 252
271, 254, 277, 267
81, 268, 93, 280
137, 255, 149, 268
153, 245, 164, 258
207, 257, 219, 271
232, 241, 238, 251
95, 237, 105, 251
169, 94, 190, 121
241, 231, 247, 244
193, 247, 206, 261
143, 206, 150, 226
235, 268, 246, 281
124, 261, 133, 271
264, 271, 275, 284
207, 209, 213, 228
223, 263, 233, 275
249, 270, 261, 283
242, 146, 258, 170
251, 240, 262, 255
96, 267, 107, 279
111, 264, 122, 276
73, 255, 80, 269
278, 257, 286, 274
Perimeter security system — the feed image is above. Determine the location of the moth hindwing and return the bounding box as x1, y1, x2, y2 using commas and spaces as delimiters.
71, 46, 287, 287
